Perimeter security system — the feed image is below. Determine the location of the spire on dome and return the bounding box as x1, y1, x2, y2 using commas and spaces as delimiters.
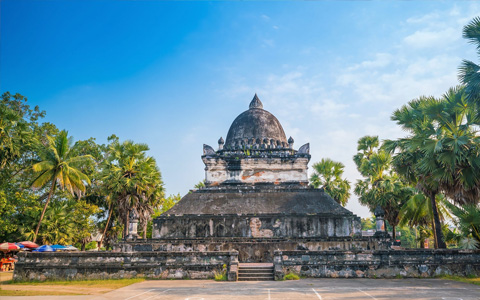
249, 93, 263, 109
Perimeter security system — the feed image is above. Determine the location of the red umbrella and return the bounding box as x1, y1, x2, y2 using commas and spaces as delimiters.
19, 241, 39, 249
0, 242, 20, 252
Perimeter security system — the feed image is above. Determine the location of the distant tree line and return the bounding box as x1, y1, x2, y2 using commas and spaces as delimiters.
0, 92, 181, 249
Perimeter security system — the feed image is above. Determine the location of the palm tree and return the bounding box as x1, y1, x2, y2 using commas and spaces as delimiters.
459, 17, 480, 102
30, 130, 92, 243
310, 158, 351, 206
385, 86, 480, 248
398, 193, 450, 248
354, 136, 412, 240
445, 201, 480, 249
101, 140, 164, 239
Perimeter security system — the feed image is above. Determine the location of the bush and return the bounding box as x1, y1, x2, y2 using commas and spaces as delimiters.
214, 264, 227, 281
284, 272, 300, 280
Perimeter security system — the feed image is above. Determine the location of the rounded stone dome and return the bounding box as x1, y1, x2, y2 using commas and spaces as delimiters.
225, 94, 287, 147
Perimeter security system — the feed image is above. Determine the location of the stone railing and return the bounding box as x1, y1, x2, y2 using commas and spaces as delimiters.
273, 249, 480, 279
13, 250, 239, 281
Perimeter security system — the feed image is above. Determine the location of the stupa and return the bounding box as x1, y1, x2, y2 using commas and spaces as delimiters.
146, 95, 373, 262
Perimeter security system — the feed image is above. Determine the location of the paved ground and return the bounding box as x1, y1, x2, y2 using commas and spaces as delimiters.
3, 278, 480, 300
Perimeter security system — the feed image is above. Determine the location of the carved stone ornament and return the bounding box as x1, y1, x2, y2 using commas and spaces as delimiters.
298, 143, 310, 154
203, 144, 216, 156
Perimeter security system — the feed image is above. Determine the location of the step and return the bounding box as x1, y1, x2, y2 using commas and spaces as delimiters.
239, 269, 273, 274
237, 263, 274, 281
238, 272, 274, 277
238, 276, 274, 281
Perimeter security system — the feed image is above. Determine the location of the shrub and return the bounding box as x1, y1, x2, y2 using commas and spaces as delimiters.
284, 272, 300, 280
214, 264, 227, 281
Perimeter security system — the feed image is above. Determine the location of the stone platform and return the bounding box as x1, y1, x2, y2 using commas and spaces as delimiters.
119, 236, 389, 262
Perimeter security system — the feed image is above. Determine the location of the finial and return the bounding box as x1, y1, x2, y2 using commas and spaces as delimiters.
288, 137, 294, 149
249, 93, 263, 109
218, 137, 224, 150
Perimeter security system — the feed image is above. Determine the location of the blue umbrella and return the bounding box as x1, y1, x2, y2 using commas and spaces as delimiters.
15, 243, 25, 249
51, 245, 67, 250
33, 245, 56, 252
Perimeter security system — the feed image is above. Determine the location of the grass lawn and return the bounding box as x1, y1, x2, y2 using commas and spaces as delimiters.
0, 272, 145, 296
441, 275, 480, 286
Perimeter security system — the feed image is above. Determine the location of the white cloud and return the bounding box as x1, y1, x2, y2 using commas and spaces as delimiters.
215, 4, 478, 218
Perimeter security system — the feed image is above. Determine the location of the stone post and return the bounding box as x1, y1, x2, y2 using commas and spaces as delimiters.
374, 205, 391, 248
127, 209, 139, 241
227, 250, 239, 281
274, 250, 284, 281
374, 205, 386, 236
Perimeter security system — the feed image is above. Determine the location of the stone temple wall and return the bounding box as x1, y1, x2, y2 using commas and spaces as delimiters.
273, 249, 480, 279
203, 156, 310, 186
154, 214, 361, 240
13, 249, 480, 281
13, 251, 239, 281
118, 236, 388, 263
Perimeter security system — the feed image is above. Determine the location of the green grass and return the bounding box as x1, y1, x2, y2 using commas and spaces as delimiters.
284, 273, 300, 280
0, 289, 83, 296
440, 275, 480, 286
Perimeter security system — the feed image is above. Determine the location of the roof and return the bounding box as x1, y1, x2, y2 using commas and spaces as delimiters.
225, 95, 288, 147
163, 185, 355, 216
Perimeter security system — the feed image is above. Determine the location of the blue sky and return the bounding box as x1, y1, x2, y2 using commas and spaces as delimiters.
2, 0, 479, 218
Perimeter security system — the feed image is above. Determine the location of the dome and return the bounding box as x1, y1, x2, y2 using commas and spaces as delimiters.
225, 94, 287, 147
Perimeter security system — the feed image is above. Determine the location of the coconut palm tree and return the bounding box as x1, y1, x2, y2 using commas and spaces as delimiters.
310, 158, 351, 206
30, 130, 92, 243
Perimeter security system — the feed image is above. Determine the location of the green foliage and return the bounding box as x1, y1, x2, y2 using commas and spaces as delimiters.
445, 201, 480, 249
194, 180, 205, 189
84, 241, 97, 251
284, 272, 300, 280
385, 85, 480, 248
101, 139, 165, 239
214, 264, 227, 281
459, 17, 480, 102
0, 91, 165, 246
30, 130, 93, 242
310, 158, 351, 206
353, 136, 413, 239
361, 217, 376, 231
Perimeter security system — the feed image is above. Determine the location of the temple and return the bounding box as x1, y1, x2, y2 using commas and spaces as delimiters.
139, 94, 383, 262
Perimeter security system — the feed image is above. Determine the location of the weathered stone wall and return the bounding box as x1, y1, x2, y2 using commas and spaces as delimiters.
13, 251, 239, 282
203, 156, 310, 186
154, 214, 361, 240
274, 249, 480, 279
119, 237, 388, 263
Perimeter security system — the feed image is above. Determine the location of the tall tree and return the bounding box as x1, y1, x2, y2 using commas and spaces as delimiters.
30, 130, 92, 242
101, 139, 164, 239
354, 136, 412, 239
310, 158, 351, 206
385, 86, 480, 248
459, 17, 480, 102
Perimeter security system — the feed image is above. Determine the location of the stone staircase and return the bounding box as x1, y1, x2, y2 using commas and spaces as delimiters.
237, 263, 274, 281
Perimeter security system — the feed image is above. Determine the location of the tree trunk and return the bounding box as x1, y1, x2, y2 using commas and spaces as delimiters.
430, 193, 446, 249
123, 213, 129, 239
100, 202, 113, 246
143, 223, 147, 239
392, 225, 396, 240
33, 180, 56, 243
